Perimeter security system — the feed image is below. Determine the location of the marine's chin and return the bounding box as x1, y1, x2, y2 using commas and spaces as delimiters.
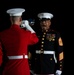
42, 27, 47, 32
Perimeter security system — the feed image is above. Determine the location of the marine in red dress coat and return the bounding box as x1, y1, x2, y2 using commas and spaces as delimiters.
0, 8, 39, 75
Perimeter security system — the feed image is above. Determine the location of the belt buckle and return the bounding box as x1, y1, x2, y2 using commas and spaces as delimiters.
23, 53, 25, 59
40, 50, 44, 54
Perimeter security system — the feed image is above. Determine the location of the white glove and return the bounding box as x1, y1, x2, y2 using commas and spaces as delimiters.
21, 21, 26, 28
56, 70, 62, 75
21, 20, 35, 33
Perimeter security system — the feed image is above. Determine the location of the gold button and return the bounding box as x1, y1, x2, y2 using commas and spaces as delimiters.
52, 39, 55, 41
41, 42, 44, 44
41, 48, 43, 50
44, 33, 46, 35
43, 35, 45, 37
42, 38, 44, 40
60, 68, 62, 70
60, 65, 62, 67
41, 45, 44, 47
60, 62, 62, 63
50, 58, 52, 60
40, 50, 44, 53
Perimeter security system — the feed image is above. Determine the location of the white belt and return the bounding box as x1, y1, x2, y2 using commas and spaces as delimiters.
7, 55, 28, 59
36, 50, 57, 63
36, 50, 55, 54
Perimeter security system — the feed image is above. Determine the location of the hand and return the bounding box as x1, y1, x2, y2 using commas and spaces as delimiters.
56, 70, 62, 75
21, 20, 35, 33
56, 73, 61, 75
21, 20, 29, 28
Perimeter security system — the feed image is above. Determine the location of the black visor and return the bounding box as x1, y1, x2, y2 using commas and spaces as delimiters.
39, 18, 51, 21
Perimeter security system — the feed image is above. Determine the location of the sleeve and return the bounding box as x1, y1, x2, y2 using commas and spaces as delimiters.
56, 32, 64, 72
0, 41, 3, 66
28, 33, 39, 45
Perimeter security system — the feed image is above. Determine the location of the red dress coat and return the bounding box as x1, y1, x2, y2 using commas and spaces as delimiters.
0, 24, 39, 75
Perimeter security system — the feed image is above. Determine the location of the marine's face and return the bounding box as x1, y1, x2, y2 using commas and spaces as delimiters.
40, 19, 51, 32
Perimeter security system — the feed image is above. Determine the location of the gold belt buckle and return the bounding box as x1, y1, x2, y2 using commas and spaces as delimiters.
40, 50, 44, 54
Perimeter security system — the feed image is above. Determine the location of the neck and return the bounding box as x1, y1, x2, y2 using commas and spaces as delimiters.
12, 22, 20, 26
42, 29, 48, 32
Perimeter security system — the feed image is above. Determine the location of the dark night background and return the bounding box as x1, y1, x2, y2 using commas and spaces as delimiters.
0, 0, 72, 75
